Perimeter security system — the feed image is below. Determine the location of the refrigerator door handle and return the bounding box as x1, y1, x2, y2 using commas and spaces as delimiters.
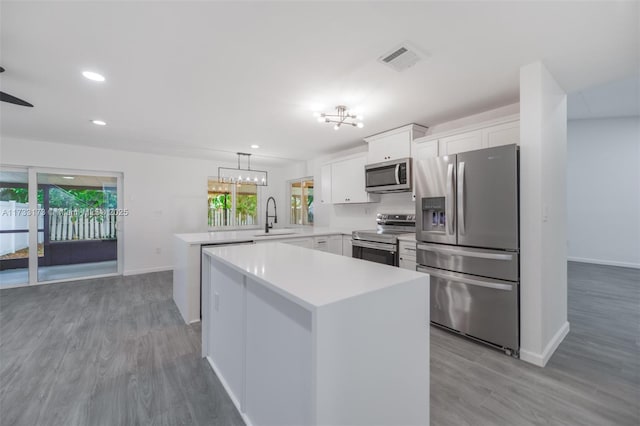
416, 243, 514, 261
394, 163, 401, 185
446, 163, 454, 235
417, 266, 514, 291
457, 161, 466, 235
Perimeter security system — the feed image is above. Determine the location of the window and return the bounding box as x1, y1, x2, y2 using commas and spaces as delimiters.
289, 178, 314, 226
208, 178, 259, 228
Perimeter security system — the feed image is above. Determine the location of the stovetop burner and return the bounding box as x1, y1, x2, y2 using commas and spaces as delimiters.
352, 213, 416, 244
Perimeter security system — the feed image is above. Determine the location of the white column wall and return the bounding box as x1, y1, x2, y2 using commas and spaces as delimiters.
519, 61, 569, 366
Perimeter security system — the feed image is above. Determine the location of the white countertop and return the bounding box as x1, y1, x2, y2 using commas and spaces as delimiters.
203, 242, 427, 310
175, 227, 352, 245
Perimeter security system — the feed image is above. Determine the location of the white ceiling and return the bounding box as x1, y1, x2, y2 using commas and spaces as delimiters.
568, 76, 640, 120
1, 1, 638, 166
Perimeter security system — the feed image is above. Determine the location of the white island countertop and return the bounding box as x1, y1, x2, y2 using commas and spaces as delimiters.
203, 242, 426, 310
176, 226, 352, 245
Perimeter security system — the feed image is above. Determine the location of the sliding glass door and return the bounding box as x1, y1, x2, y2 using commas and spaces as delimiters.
0, 166, 123, 287
36, 171, 121, 282
0, 168, 31, 286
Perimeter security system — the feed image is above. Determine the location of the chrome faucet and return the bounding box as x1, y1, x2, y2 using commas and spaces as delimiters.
265, 196, 277, 233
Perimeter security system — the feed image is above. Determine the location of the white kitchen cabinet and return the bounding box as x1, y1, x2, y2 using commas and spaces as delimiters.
439, 130, 483, 155
328, 235, 342, 255
313, 235, 343, 255
313, 236, 329, 252
365, 124, 428, 164
320, 164, 332, 204
201, 260, 245, 401
482, 121, 520, 148
342, 235, 352, 257
399, 258, 417, 271
278, 237, 313, 249
330, 155, 379, 204
411, 138, 439, 200
413, 138, 439, 160
398, 240, 417, 271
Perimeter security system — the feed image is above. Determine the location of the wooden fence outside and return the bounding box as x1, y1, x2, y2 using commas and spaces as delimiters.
208, 208, 255, 227
49, 208, 117, 241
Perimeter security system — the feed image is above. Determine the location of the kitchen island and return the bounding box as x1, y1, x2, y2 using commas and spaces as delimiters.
202, 242, 430, 426
173, 227, 350, 324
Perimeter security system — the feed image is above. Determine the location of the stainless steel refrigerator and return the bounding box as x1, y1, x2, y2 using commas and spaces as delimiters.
415, 144, 519, 356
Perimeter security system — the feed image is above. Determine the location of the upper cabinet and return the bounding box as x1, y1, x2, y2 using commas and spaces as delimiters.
330, 155, 380, 204
365, 124, 428, 164
320, 164, 332, 204
412, 138, 439, 160
422, 118, 520, 157
482, 121, 520, 148
439, 130, 483, 155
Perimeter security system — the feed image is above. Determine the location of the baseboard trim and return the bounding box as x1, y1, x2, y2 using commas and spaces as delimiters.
568, 256, 640, 269
123, 266, 173, 276
205, 356, 253, 426
520, 321, 570, 367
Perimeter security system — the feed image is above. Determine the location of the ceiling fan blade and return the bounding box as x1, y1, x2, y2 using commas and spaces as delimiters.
0, 91, 33, 107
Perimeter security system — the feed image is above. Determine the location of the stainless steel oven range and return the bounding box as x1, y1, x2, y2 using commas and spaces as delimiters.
352, 213, 415, 266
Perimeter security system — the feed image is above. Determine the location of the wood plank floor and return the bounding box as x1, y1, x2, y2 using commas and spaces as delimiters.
430, 262, 639, 426
0, 262, 638, 425
0, 272, 243, 426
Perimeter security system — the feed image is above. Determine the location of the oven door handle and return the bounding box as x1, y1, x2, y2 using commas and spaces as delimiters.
352, 239, 396, 253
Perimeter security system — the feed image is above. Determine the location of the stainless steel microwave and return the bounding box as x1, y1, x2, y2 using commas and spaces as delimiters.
365, 158, 412, 193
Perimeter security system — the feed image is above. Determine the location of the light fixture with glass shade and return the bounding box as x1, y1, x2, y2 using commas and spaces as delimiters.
218, 152, 268, 186
313, 105, 364, 130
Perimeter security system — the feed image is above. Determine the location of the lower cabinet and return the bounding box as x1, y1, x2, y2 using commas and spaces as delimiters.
315, 235, 342, 255
278, 237, 313, 249
256, 234, 343, 255
399, 240, 417, 271
342, 235, 353, 258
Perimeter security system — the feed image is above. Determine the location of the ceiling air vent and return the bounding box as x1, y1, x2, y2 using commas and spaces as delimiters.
378, 43, 423, 72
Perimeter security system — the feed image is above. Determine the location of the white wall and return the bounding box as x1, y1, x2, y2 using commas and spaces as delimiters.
519, 61, 569, 367
567, 117, 640, 268
0, 137, 288, 275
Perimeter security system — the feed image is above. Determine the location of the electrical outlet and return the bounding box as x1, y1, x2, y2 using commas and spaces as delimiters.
155, 247, 162, 254
214, 292, 220, 311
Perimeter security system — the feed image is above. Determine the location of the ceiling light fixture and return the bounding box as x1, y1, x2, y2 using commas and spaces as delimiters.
91, 119, 106, 126
314, 105, 364, 130
250, 144, 260, 149
218, 152, 268, 186
62, 176, 75, 180
82, 71, 105, 82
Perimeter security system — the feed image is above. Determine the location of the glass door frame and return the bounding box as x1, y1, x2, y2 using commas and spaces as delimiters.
27, 166, 124, 285
0, 166, 31, 286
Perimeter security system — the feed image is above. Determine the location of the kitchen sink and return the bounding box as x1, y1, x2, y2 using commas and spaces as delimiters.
253, 230, 297, 237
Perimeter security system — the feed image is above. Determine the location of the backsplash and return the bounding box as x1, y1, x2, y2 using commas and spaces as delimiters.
317, 192, 416, 230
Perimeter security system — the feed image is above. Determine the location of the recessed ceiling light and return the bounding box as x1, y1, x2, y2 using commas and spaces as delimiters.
62, 176, 75, 180
82, 71, 105, 82
91, 119, 107, 126
250, 144, 260, 149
